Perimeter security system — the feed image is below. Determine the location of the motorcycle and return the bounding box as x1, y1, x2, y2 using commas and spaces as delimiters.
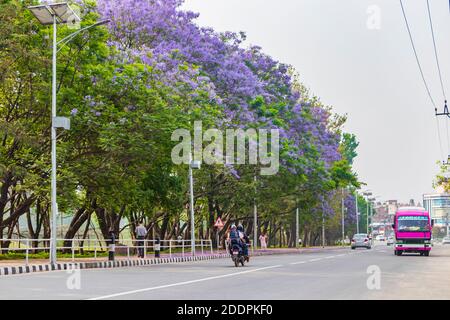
230, 243, 245, 267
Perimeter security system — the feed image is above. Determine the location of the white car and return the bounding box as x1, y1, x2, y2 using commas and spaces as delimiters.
376, 235, 385, 241
386, 236, 394, 246
442, 237, 450, 245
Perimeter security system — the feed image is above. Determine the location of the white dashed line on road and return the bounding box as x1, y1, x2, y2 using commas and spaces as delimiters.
88, 265, 283, 300
290, 261, 307, 265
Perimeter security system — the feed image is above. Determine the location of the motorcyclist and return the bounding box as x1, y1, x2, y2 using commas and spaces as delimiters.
228, 224, 242, 255
237, 224, 250, 262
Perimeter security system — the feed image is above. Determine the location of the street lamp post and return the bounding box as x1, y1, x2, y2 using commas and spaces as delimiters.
363, 191, 372, 235
254, 175, 258, 250
341, 188, 345, 246
322, 213, 325, 247
368, 196, 379, 239
355, 190, 359, 234
321, 203, 325, 248
296, 207, 299, 248
28, 3, 108, 264
189, 151, 201, 256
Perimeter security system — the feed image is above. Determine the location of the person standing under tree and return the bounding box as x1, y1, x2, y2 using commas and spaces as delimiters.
259, 232, 268, 250
135, 222, 148, 258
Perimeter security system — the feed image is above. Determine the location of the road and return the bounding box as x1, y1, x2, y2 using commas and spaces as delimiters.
1, 242, 450, 300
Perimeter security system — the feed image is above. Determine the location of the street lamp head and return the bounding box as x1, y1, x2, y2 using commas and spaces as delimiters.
50, 2, 81, 24
28, 2, 80, 26
28, 5, 54, 25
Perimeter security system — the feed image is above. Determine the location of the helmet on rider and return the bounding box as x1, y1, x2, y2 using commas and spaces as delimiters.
237, 224, 244, 232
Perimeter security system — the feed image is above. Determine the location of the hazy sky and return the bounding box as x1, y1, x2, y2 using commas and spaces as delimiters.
183, 0, 450, 203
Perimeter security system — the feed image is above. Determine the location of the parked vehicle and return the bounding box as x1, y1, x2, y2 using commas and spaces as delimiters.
392, 207, 432, 256
351, 233, 371, 249
442, 236, 450, 245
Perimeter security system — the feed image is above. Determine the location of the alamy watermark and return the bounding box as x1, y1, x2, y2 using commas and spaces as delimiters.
366, 5, 381, 30
66, 264, 81, 290
366, 265, 381, 290
171, 121, 280, 175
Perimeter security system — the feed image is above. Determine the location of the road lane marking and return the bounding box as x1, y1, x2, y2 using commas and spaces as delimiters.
290, 255, 336, 265
290, 261, 307, 265
88, 265, 283, 300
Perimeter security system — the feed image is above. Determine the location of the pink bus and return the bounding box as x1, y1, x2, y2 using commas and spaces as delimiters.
391, 207, 432, 256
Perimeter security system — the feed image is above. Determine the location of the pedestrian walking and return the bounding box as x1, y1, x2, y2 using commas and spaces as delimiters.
135, 222, 148, 258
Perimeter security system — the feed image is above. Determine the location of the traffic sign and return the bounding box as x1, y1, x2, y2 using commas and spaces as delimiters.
214, 217, 224, 229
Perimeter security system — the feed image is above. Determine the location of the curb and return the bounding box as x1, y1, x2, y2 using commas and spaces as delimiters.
0, 254, 229, 277
0, 246, 347, 277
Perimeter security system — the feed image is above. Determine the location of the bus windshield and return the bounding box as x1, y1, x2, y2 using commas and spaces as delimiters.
397, 216, 429, 232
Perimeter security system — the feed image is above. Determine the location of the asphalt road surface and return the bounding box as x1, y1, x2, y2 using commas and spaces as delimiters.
1, 242, 450, 300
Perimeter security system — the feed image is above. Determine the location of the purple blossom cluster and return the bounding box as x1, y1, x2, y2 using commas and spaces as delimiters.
344, 194, 357, 224
95, 0, 344, 194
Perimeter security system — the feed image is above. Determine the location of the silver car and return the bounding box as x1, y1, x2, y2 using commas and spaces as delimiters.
351, 233, 371, 249
443, 236, 450, 245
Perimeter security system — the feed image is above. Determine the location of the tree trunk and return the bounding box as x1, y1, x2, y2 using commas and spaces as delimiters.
94, 205, 122, 241
79, 212, 92, 254
160, 213, 170, 240
63, 206, 89, 251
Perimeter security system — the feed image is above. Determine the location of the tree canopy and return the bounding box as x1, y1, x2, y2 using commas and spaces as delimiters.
0, 0, 366, 248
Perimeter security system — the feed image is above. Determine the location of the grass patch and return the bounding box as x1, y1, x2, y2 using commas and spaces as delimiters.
0, 251, 109, 261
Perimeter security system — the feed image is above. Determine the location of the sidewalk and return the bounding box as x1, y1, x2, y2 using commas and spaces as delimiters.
0, 246, 345, 266
0, 246, 347, 276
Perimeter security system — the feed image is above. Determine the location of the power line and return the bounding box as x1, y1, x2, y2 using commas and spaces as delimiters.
426, 0, 447, 101
399, 0, 437, 108
426, 0, 449, 162
399, 0, 447, 163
